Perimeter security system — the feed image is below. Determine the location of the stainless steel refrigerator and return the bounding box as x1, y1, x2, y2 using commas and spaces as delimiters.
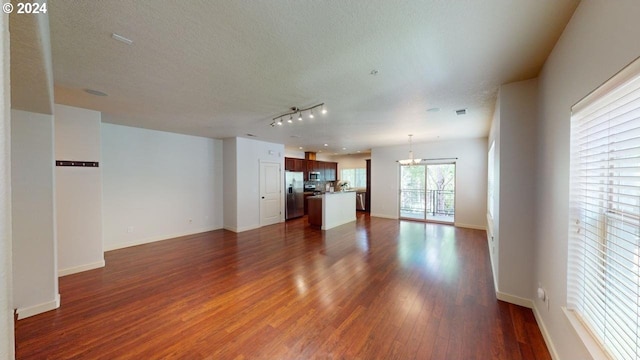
285, 171, 304, 219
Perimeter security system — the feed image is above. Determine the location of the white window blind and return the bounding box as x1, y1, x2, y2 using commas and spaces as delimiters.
340, 168, 366, 188
568, 57, 640, 360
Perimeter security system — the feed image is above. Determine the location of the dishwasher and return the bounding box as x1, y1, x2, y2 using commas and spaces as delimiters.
356, 192, 366, 211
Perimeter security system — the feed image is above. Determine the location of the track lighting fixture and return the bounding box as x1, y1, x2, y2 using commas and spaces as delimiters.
270, 103, 327, 127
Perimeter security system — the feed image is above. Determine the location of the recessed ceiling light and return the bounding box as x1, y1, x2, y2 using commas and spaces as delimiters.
427, 107, 440, 112
456, 109, 467, 115
357, 151, 361, 153
84, 89, 108, 96
111, 33, 133, 45
298, 147, 303, 150
324, 144, 328, 147
342, 147, 347, 150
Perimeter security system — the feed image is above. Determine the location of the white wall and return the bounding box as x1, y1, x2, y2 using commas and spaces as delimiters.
534, 1, 640, 358
0, 12, 14, 358
284, 148, 304, 159
102, 123, 223, 250
11, 110, 58, 319
223, 137, 238, 231
284, 149, 337, 162
370, 138, 487, 229
223, 137, 284, 232
54, 104, 104, 275
330, 153, 369, 172
488, 79, 538, 304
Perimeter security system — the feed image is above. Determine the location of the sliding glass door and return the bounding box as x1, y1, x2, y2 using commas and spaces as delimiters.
400, 163, 455, 223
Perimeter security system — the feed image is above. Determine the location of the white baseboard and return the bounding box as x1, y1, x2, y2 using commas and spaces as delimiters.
223, 224, 262, 233
454, 222, 487, 230
58, 260, 105, 277
104, 226, 222, 251
369, 213, 398, 220
496, 290, 534, 308
16, 293, 60, 319
533, 304, 561, 360
497, 292, 561, 358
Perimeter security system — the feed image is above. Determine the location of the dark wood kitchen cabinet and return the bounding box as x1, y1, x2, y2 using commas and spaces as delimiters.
326, 162, 337, 181
306, 160, 318, 172
285, 158, 336, 181
284, 157, 304, 172
285, 157, 294, 171
318, 161, 337, 181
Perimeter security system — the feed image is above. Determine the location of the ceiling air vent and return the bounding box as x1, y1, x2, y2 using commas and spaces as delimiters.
455, 109, 467, 115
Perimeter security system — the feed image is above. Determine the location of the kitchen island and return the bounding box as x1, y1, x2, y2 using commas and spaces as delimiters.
307, 191, 356, 230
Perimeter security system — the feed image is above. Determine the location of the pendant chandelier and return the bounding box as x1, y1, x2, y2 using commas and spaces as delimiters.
398, 134, 422, 165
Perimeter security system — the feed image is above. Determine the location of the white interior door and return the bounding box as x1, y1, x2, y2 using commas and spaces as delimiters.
260, 161, 281, 226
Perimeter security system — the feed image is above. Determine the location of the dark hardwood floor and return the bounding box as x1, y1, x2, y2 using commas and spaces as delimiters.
15, 213, 550, 359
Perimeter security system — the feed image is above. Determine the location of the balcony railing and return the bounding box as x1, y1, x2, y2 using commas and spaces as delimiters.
400, 189, 455, 217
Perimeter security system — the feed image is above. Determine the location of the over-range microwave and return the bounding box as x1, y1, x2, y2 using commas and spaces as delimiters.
309, 172, 320, 181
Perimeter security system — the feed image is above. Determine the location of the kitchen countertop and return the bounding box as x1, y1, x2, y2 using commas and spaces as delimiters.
308, 190, 356, 198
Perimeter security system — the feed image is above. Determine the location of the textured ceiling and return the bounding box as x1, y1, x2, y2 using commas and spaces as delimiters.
43, 0, 579, 154
10, 8, 53, 115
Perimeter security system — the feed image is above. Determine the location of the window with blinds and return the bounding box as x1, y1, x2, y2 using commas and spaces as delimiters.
340, 168, 366, 188
568, 57, 640, 360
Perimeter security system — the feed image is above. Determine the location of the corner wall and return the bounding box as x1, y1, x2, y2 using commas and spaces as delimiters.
11, 110, 58, 318
223, 137, 284, 232
0, 11, 14, 358
487, 96, 500, 289
102, 123, 223, 250
488, 79, 538, 304
223, 137, 238, 231
370, 138, 487, 229
54, 104, 104, 276
533, 1, 640, 358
